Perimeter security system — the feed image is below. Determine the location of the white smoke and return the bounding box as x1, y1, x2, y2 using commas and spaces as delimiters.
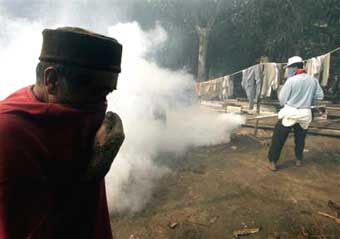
105, 22, 244, 213
0, 14, 42, 99
0, 2, 244, 214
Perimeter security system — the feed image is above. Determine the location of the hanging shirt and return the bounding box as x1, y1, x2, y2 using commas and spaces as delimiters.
242, 64, 261, 108
306, 57, 322, 80
195, 81, 211, 97
261, 63, 279, 97
320, 53, 331, 87
0, 86, 112, 239
196, 77, 224, 100
305, 54, 331, 86
222, 75, 234, 99
213, 77, 224, 98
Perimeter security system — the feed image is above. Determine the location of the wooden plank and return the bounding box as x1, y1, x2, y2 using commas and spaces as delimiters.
242, 124, 340, 138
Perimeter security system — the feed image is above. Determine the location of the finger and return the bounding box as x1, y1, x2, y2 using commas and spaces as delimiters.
96, 112, 118, 145
106, 112, 123, 131
104, 112, 124, 139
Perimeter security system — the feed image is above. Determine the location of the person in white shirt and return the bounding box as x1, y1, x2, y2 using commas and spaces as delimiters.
267, 56, 324, 171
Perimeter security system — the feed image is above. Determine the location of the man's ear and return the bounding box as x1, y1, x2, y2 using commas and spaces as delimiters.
43, 67, 59, 95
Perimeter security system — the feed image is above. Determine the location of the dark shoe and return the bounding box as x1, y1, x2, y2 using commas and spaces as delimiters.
267, 161, 277, 171
296, 160, 302, 167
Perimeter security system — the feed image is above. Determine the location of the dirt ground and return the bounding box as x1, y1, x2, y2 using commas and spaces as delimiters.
110, 128, 340, 239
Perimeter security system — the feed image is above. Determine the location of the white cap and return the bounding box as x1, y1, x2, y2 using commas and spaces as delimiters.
287, 56, 303, 67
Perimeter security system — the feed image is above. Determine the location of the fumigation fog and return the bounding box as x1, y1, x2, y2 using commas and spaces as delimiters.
0, 1, 244, 214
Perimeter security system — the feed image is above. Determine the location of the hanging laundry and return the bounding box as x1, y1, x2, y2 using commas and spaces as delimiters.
320, 53, 330, 86
213, 77, 224, 100
305, 58, 312, 77
277, 63, 285, 85
261, 63, 279, 97
222, 75, 234, 99
305, 57, 322, 80
242, 64, 261, 109
196, 77, 224, 100
305, 53, 330, 86
195, 81, 211, 97
255, 64, 262, 100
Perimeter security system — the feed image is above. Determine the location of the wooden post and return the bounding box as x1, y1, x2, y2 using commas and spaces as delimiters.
254, 100, 261, 136
254, 56, 269, 136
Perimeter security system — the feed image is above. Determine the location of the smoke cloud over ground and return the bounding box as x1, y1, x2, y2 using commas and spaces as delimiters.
0, 1, 244, 214
106, 23, 245, 213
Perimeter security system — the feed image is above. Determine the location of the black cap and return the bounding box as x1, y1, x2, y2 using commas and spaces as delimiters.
39, 27, 122, 73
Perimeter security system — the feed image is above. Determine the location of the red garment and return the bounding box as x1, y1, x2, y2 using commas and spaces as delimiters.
0, 86, 112, 239
296, 69, 306, 75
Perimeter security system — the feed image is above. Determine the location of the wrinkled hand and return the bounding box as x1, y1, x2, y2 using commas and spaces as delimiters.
82, 111, 125, 181
96, 111, 125, 147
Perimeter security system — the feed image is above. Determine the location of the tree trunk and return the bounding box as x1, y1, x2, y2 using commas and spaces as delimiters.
196, 26, 209, 82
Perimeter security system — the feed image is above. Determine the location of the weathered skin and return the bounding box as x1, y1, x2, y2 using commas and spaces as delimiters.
83, 111, 125, 181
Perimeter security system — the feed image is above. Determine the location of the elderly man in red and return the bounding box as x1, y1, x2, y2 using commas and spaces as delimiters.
0, 27, 125, 239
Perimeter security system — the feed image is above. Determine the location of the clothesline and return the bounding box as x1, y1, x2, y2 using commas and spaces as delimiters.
329, 45, 340, 55
196, 46, 337, 101
196, 45, 339, 101
222, 45, 340, 79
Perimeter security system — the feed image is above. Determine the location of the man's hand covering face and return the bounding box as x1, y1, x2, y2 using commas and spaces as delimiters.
82, 111, 125, 181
